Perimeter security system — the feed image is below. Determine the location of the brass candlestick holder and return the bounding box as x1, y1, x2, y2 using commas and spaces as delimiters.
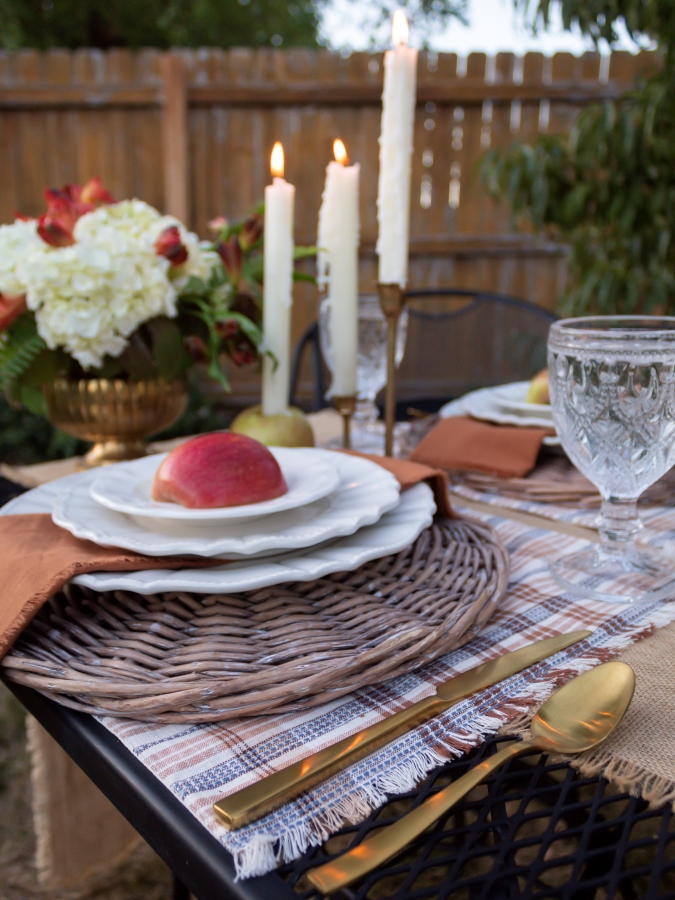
333, 394, 357, 449
377, 282, 407, 457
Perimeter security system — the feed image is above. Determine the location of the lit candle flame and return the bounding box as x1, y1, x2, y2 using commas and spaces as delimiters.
333, 139, 349, 166
270, 141, 285, 178
392, 10, 409, 47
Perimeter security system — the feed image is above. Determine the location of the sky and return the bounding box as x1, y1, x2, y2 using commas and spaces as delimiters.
319, 0, 650, 55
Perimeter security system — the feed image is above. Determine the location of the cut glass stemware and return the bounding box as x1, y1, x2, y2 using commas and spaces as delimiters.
548, 316, 675, 604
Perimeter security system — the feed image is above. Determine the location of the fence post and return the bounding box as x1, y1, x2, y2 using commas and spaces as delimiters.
160, 52, 189, 224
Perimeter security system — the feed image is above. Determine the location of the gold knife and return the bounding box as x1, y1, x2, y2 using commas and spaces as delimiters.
213, 630, 590, 830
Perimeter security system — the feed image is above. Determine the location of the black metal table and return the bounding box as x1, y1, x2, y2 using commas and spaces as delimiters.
7, 678, 675, 900
4, 474, 675, 900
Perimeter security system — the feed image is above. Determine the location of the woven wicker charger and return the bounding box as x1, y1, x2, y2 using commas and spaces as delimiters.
2, 518, 509, 724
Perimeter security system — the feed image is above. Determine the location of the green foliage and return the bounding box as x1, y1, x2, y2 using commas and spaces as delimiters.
0, 396, 86, 464
0, 316, 46, 391
482, 0, 675, 316
0, 0, 321, 50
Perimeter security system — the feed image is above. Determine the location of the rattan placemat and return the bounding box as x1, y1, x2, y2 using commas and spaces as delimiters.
2, 519, 509, 724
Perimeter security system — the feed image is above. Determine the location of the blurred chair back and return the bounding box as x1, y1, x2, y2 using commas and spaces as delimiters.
290, 322, 329, 412
397, 289, 558, 412
290, 289, 558, 413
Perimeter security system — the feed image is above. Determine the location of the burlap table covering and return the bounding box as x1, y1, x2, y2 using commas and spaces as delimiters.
575, 620, 675, 805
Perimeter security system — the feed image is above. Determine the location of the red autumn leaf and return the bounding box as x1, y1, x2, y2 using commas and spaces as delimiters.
184, 335, 208, 363
80, 176, 116, 206
37, 196, 78, 247
0, 294, 27, 332
239, 213, 263, 251
208, 215, 228, 233
215, 318, 239, 340
231, 347, 255, 367
216, 236, 242, 285
154, 226, 189, 266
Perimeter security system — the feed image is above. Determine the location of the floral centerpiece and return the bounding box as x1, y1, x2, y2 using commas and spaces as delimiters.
0, 177, 269, 409
0, 178, 304, 462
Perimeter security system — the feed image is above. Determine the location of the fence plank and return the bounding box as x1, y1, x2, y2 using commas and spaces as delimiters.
160, 53, 189, 222
0, 47, 655, 405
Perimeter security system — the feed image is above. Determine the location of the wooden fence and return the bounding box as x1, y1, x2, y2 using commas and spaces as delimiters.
0, 47, 657, 405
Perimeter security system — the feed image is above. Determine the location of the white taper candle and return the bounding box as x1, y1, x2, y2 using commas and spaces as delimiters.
317, 139, 360, 396
262, 142, 295, 416
376, 10, 417, 287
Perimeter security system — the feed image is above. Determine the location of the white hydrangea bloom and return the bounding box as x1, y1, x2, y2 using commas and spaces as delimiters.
19, 200, 179, 369
0, 219, 48, 298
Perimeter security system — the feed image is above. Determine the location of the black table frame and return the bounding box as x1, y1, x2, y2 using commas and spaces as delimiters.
5, 680, 298, 900
10, 676, 675, 900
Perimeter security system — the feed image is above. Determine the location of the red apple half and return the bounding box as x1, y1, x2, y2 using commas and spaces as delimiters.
151, 432, 288, 508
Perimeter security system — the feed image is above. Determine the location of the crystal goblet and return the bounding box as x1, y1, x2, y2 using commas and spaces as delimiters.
319, 294, 408, 428
548, 316, 675, 603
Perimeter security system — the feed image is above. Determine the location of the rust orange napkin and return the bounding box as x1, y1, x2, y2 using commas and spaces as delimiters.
0, 514, 224, 660
409, 416, 555, 479
341, 450, 453, 519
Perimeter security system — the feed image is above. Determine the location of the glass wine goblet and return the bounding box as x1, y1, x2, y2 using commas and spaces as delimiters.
548, 316, 675, 603
319, 293, 408, 434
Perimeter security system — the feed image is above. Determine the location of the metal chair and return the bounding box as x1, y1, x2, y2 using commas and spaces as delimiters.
398, 288, 558, 413
289, 289, 558, 415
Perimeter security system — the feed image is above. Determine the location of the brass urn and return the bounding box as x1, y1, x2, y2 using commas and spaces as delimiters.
43, 377, 188, 467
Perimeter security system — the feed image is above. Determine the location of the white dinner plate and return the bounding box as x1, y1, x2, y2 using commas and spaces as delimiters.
439, 384, 560, 447
3, 481, 435, 594
49, 451, 401, 558
89, 447, 341, 523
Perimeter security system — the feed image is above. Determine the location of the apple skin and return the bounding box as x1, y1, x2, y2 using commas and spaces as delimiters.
151, 432, 288, 508
526, 369, 550, 405
230, 405, 315, 448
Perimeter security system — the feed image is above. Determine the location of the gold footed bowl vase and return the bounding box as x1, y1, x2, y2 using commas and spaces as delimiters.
43, 377, 189, 467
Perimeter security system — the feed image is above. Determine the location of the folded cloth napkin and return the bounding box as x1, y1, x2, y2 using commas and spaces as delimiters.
0, 514, 223, 660
409, 416, 555, 479
342, 451, 453, 519
0, 455, 451, 661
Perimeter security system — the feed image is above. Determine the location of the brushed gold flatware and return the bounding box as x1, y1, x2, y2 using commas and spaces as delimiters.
307, 660, 635, 895
213, 630, 591, 830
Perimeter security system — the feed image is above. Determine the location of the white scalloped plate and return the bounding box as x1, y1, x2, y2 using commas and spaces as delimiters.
89, 447, 341, 523
49, 451, 401, 558
2, 479, 435, 594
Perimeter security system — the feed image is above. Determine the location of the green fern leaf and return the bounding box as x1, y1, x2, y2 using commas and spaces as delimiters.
0, 317, 47, 389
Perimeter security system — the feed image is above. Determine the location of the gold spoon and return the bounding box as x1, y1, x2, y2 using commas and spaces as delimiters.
307, 661, 635, 895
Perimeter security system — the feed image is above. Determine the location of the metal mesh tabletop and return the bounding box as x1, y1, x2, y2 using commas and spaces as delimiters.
280, 735, 675, 900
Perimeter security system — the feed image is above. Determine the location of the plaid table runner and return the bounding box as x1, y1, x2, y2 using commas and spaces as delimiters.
98, 502, 675, 879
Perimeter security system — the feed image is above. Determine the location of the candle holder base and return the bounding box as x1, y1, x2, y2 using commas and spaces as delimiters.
333, 394, 357, 450
377, 282, 407, 457
230, 405, 315, 447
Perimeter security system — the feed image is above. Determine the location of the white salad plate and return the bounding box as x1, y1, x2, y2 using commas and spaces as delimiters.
440, 383, 560, 447
89, 447, 341, 523
3, 480, 435, 594
490, 381, 553, 422
48, 451, 401, 558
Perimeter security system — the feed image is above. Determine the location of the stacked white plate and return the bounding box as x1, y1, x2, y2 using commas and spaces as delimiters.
3, 446, 437, 594
440, 381, 560, 446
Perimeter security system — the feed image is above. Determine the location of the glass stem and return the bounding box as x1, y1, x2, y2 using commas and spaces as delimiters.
354, 399, 378, 425
598, 497, 643, 557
